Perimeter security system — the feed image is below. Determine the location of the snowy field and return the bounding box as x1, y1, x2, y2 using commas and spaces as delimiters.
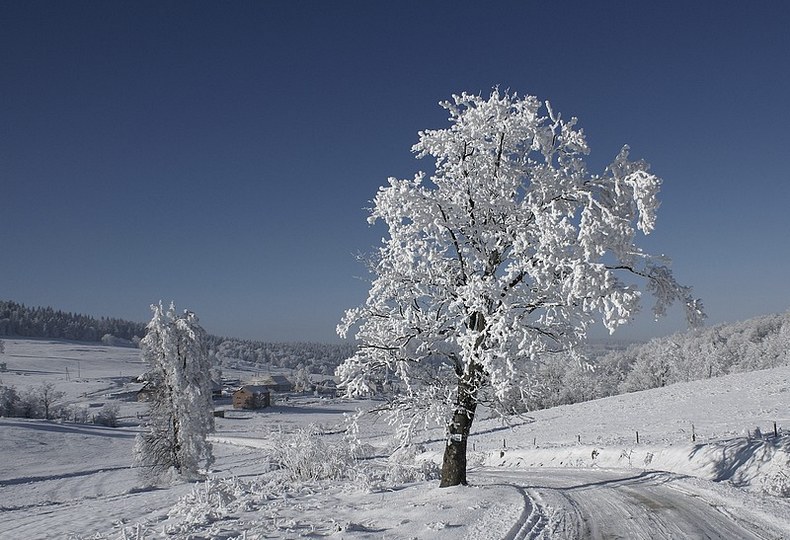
2, 338, 790, 538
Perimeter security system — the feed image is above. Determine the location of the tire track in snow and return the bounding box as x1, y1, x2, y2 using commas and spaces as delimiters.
0, 465, 129, 487
501, 485, 545, 540
475, 468, 773, 539
472, 481, 581, 540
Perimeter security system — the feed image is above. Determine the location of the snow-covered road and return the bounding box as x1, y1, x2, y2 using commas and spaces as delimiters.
476, 468, 777, 539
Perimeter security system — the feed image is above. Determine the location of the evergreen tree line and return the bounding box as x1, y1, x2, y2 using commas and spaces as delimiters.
0, 300, 357, 375
527, 311, 790, 409
0, 300, 146, 342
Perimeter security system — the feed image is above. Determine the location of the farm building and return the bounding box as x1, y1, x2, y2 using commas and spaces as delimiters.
232, 385, 271, 409
253, 374, 293, 393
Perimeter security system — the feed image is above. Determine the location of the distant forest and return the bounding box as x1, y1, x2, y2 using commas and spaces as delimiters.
527, 310, 790, 410
207, 338, 357, 376
0, 300, 146, 342
0, 300, 356, 375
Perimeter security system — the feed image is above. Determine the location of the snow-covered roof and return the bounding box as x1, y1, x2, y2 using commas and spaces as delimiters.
235, 385, 271, 394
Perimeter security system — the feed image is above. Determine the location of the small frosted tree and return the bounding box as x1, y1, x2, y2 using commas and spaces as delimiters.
337, 90, 704, 487
38, 382, 65, 420
293, 365, 312, 393
134, 302, 214, 482
0, 338, 6, 374
0, 382, 19, 416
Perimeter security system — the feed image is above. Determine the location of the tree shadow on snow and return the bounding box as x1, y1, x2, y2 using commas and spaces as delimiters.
690, 435, 790, 486
0, 465, 131, 487
0, 419, 136, 438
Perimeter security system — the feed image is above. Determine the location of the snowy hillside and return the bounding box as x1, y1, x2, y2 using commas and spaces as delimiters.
1, 338, 790, 538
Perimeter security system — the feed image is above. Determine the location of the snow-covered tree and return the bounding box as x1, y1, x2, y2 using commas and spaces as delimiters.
24, 382, 65, 420
620, 341, 673, 392
293, 364, 312, 393
134, 302, 214, 482
337, 90, 704, 487
0, 382, 19, 416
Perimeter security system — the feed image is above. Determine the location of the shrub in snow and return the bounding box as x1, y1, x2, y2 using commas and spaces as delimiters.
93, 402, 120, 427
0, 382, 19, 417
73, 405, 89, 423
163, 474, 307, 536
166, 476, 248, 528
383, 444, 440, 484
134, 302, 214, 483
268, 424, 360, 482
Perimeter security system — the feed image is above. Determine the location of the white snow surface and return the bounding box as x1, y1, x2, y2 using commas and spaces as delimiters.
1, 338, 790, 538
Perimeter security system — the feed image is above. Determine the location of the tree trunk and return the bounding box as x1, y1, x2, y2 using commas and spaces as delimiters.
440, 360, 482, 487
172, 414, 181, 472
440, 312, 486, 488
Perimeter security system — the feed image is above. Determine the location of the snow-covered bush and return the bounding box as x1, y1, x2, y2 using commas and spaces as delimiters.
268, 424, 360, 482
166, 476, 251, 529
73, 405, 89, 423
383, 444, 440, 484
161, 473, 322, 536
0, 382, 19, 417
93, 402, 120, 427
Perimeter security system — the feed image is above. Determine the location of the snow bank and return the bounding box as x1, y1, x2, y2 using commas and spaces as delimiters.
415, 365, 790, 498
452, 435, 790, 496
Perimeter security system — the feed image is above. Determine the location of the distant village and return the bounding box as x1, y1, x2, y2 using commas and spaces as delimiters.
134, 371, 339, 414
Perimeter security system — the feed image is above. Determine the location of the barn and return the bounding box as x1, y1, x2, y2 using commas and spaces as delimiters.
255, 374, 293, 393
232, 385, 271, 409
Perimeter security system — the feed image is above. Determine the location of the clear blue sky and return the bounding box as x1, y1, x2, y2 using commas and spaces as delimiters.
2, 1, 788, 342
